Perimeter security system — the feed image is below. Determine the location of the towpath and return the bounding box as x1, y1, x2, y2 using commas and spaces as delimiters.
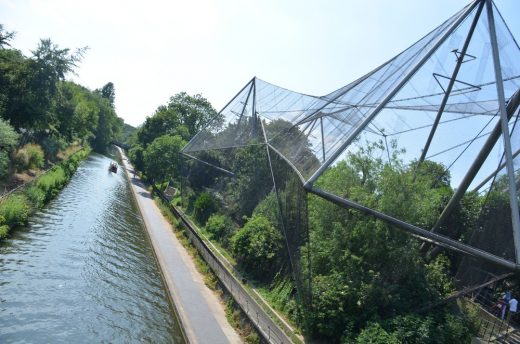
118, 148, 241, 344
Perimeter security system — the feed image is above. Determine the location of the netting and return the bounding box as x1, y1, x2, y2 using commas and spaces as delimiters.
181, 0, 520, 310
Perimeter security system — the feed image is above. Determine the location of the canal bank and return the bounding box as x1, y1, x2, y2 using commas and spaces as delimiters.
118, 148, 241, 344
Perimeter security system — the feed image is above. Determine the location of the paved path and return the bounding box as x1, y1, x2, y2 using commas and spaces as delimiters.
118, 148, 241, 344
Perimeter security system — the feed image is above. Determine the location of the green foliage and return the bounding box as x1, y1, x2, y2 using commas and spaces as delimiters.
227, 145, 272, 223
128, 144, 145, 171
0, 214, 8, 239
0, 194, 29, 227
205, 214, 234, 243
0, 152, 9, 179
91, 90, 123, 153
137, 92, 218, 146
231, 215, 283, 280
0, 29, 123, 164
193, 192, 218, 225
25, 144, 45, 169
13, 144, 45, 171
0, 146, 89, 239
0, 118, 18, 178
25, 185, 46, 209
143, 134, 186, 183
355, 323, 400, 344
0, 224, 8, 239
0, 24, 15, 48
304, 141, 479, 342
0, 118, 19, 148
97, 82, 115, 107
35, 166, 67, 201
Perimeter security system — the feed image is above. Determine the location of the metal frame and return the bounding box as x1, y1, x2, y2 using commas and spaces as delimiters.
306, 186, 518, 271
304, 0, 481, 188
486, 0, 520, 263
431, 88, 520, 234
418, 0, 485, 164
181, 0, 520, 274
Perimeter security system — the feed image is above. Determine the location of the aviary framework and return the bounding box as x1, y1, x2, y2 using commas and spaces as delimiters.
182, 0, 520, 300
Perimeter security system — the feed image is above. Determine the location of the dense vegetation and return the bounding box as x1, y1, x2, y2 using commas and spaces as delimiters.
128, 89, 487, 342
0, 24, 124, 240
0, 147, 90, 239
0, 24, 123, 188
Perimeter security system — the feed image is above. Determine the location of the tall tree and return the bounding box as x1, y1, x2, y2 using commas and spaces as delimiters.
0, 24, 15, 48
0, 118, 18, 178
137, 92, 218, 146
98, 82, 115, 107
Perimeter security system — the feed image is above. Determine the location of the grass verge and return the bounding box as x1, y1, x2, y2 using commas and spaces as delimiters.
0, 146, 91, 240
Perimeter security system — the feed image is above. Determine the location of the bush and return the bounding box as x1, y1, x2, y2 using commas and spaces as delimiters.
36, 166, 67, 202
0, 151, 9, 179
205, 214, 234, 243
231, 215, 283, 279
0, 224, 8, 239
25, 185, 46, 209
12, 144, 45, 171
193, 192, 218, 225
40, 136, 67, 161
355, 323, 400, 344
0, 215, 8, 239
0, 194, 30, 227
25, 144, 45, 169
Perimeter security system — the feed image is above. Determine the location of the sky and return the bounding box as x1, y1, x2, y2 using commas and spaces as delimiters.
1, 0, 519, 127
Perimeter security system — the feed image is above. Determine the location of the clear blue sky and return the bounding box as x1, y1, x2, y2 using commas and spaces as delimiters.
1, 0, 518, 127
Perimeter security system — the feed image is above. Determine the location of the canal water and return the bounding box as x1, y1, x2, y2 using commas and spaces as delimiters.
0, 153, 184, 343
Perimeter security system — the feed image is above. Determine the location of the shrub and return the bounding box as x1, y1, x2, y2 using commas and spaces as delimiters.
0, 151, 10, 179
40, 136, 67, 161
355, 323, 400, 344
25, 144, 45, 169
0, 194, 30, 227
0, 215, 7, 239
205, 214, 234, 243
12, 144, 45, 171
36, 166, 67, 202
193, 192, 218, 225
25, 185, 46, 209
12, 149, 29, 172
0, 224, 8, 239
230, 215, 283, 279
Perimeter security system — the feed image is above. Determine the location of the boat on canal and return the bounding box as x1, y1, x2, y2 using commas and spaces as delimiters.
109, 161, 118, 173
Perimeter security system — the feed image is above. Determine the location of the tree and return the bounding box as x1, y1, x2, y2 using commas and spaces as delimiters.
1, 38, 87, 130
143, 134, 186, 183
91, 89, 123, 153
98, 82, 115, 107
136, 92, 218, 146
0, 118, 18, 178
231, 215, 283, 280
0, 24, 15, 48
305, 142, 477, 342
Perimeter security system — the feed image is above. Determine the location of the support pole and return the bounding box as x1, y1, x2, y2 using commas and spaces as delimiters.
320, 117, 326, 162
305, 0, 481, 187
418, 0, 485, 164
235, 82, 254, 133
252, 77, 257, 139
182, 77, 254, 153
472, 148, 520, 192
306, 186, 518, 271
486, 0, 520, 263
431, 88, 520, 233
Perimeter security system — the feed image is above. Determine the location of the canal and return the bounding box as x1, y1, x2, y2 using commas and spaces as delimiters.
0, 153, 185, 343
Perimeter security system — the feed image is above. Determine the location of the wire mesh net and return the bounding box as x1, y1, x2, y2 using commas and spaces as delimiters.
181, 0, 520, 305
